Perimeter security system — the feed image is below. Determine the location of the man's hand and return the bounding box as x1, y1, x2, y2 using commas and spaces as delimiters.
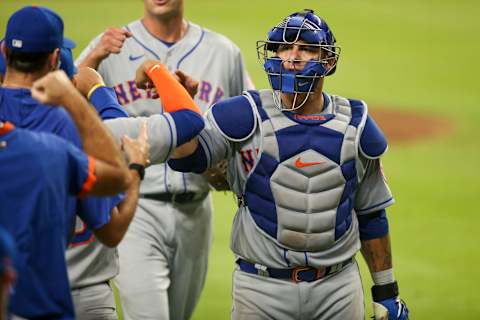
78, 28, 132, 69
92, 27, 132, 61
73, 67, 105, 98
31, 70, 76, 106
121, 121, 150, 167
174, 70, 199, 98
134, 59, 159, 89
135, 62, 199, 99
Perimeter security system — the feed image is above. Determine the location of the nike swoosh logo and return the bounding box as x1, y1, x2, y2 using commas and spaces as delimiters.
295, 157, 324, 168
129, 54, 145, 61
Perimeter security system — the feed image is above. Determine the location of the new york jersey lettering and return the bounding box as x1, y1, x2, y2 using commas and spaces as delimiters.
114, 79, 224, 106
240, 148, 259, 173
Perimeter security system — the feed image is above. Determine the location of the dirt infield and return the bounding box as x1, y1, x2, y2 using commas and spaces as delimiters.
369, 108, 451, 144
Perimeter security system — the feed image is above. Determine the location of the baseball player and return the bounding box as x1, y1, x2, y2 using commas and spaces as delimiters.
75, 0, 252, 319
0, 227, 16, 320
0, 6, 150, 318
169, 10, 409, 320
0, 67, 143, 319
67, 61, 206, 320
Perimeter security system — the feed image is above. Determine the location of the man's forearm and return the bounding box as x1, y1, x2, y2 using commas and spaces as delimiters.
77, 51, 103, 70
360, 234, 392, 273
94, 171, 141, 247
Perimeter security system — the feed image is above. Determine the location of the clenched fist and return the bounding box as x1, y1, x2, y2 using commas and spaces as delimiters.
174, 70, 199, 98
93, 27, 132, 60
31, 70, 76, 106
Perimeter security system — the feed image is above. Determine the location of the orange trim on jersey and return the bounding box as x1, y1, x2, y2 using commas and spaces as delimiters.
78, 156, 97, 198
0, 122, 14, 135
69, 233, 95, 248
146, 64, 201, 114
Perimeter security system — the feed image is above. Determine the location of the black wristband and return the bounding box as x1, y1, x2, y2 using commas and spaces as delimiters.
371, 281, 399, 302
129, 163, 145, 180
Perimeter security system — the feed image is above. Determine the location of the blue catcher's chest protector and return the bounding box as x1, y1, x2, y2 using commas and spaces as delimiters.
241, 90, 367, 252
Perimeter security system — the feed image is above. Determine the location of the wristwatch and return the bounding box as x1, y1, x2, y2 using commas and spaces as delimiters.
128, 163, 145, 180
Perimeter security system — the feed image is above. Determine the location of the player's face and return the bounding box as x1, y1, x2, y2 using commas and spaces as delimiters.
143, 0, 183, 19
277, 40, 320, 72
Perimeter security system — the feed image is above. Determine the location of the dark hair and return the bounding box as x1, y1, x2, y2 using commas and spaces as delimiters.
5, 48, 51, 73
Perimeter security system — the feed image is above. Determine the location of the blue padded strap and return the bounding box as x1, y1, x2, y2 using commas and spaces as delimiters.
360, 115, 388, 159
348, 99, 366, 128
168, 142, 207, 174
357, 209, 389, 241
211, 94, 256, 141
246, 90, 261, 107
246, 90, 268, 122
169, 109, 205, 146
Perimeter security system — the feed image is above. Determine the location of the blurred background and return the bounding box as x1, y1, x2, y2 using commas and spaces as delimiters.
2, 0, 480, 318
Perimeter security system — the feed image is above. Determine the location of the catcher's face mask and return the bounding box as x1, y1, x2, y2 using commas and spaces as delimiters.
256, 9, 340, 111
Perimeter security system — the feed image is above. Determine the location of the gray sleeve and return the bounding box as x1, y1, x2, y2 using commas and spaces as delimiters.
74, 33, 103, 67
104, 114, 177, 164
197, 109, 232, 169
354, 154, 394, 215
229, 43, 254, 95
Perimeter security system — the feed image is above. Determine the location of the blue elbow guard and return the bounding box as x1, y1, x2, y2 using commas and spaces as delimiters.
358, 209, 389, 240
211, 95, 256, 141
168, 143, 207, 173
90, 86, 128, 120
169, 109, 205, 146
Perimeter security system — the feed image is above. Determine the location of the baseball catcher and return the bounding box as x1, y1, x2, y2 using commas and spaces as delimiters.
169, 9, 409, 320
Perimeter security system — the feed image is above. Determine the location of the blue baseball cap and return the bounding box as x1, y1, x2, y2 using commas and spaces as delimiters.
0, 37, 77, 78
59, 38, 77, 78
5, 6, 66, 53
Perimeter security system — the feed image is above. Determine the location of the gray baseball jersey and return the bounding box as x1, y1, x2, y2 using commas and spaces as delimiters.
76, 20, 252, 194
72, 19, 252, 320
197, 89, 393, 268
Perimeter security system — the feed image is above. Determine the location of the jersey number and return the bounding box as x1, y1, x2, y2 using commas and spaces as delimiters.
69, 219, 94, 247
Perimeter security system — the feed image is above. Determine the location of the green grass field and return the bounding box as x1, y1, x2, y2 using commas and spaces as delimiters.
2, 0, 480, 318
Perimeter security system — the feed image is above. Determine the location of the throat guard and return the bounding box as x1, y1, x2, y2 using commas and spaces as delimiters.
263, 58, 329, 94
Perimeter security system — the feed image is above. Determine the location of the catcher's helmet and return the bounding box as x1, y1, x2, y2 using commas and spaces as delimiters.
257, 9, 340, 110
